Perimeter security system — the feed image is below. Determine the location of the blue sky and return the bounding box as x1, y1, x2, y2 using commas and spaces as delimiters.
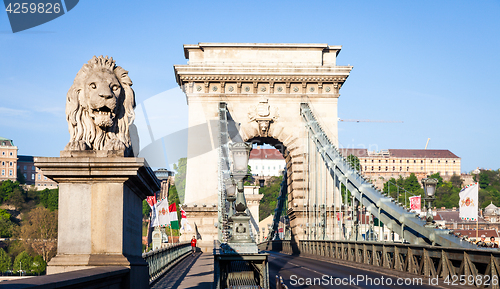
0, 0, 499, 172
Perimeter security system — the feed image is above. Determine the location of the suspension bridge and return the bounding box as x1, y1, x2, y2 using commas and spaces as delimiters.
2, 43, 494, 289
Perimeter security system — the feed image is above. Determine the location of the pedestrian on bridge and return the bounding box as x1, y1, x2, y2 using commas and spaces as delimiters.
191, 236, 197, 256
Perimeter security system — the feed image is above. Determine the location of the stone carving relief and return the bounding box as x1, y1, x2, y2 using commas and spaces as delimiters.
248, 98, 279, 137
64, 56, 136, 156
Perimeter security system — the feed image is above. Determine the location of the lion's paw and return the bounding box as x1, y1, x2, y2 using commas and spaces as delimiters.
104, 139, 126, 151
64, 140, 89, 151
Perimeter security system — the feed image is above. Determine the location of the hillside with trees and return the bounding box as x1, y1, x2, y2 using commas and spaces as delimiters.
0, 180, 58, 275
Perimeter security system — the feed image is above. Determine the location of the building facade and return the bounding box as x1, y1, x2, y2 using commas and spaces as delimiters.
17, 155, 58, 189
0, 137, 18, 182
340, 148, 461, 185
249, 148, 286, 177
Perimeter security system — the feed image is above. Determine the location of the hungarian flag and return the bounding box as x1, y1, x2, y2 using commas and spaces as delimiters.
169, 203, 179, 229
459, 182, 479, 221
409, 196, 421, 213
180, 208, 192, 232
146, 195, 158, 227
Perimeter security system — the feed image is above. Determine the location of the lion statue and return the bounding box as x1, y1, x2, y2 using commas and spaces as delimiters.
64, 56, 136, 156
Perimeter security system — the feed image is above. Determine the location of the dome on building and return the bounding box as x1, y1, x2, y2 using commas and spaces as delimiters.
484, 202, 498, 216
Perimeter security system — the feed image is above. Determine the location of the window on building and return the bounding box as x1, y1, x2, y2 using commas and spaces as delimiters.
9, 170, 12, 176
31, 174, 34, 180
44, 177, 47, 180
400, 167, 402, 171
421, 167, 424, 170
406, 160, 409, 163
255, 166, 258, 170
273, 166, 275, 170
407, 167, 409, 171
414, 160, 416, 163
1, 162, 4, 166
32, 166, 35, 170
445, 171, 448, 175
23, 165, 27, 170
371, 166, 374, 171
385, 167, 388, 171
453, 161, 455, 164
421, 160, 423, 163
1, 169, 4, 175
385, 160, 388, 163
430, 160, 433, 163
378, 160, 381, 163
268, 167, 270, 170
2, 152, 4, 155
393, 166, 395, 171
9, 152, 12, 156
9, 162, 12, 166
400, 160, 402, 163
378, 166, 381, 171
445, 160, 448, 164
23, 173, 27, 178
38, 174, 41, 180
371, 160, 374, 163
438, 160, 440, 164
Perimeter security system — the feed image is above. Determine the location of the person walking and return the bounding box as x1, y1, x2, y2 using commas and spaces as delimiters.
191, 236, 197, 256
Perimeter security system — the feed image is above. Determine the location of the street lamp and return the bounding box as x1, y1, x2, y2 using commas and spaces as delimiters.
228, 142, 252, 245
422, 178, 438, 227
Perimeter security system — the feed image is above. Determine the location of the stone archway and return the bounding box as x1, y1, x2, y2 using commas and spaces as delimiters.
174, 43, 352, 244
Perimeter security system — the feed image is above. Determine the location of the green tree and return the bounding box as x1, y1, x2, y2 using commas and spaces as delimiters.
31, 255, 46, 275
428, 172, 444, 188
0, 248, 12, 273
7, 188, 25, 210
404, 173, 421, 193
450, 174, 463, 189
259, 176, 283, 221
38, 189, 58, 211
347, 154, 360, 171
142, 200, 151, 219
173, 158, 187, 203
13, 251, 32, 274
478, 172, 490, 189
0, 180, 21, 203
0, 211, 14, 238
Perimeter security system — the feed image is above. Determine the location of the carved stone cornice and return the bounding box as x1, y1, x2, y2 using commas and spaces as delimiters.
176, 74, 348, 84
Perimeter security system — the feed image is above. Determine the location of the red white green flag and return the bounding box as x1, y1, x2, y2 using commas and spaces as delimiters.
169, 203, 179, 229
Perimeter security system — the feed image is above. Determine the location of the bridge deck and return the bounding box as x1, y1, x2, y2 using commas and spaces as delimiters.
151, 252, 213, 289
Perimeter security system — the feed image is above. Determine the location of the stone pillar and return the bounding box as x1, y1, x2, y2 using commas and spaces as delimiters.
35, 150, 160, 289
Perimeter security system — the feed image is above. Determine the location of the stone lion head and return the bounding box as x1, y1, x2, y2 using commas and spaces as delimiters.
65, 56, 135, 156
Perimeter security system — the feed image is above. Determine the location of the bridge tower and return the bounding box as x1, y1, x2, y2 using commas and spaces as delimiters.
174, 43, 352, 244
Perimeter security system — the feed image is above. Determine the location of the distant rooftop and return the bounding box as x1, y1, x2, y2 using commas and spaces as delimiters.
0, 137, 15, 147
250, 148, 284, 160
339, 148, 459, 159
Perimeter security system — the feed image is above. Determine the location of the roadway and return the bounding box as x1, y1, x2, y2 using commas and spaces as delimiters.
267, 251, 473, 289
150, 250, 475, 288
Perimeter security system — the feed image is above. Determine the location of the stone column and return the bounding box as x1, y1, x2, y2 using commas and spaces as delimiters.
35, 150, 160, 289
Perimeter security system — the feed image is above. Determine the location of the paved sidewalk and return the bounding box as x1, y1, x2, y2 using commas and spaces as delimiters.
151, 252, 214, 289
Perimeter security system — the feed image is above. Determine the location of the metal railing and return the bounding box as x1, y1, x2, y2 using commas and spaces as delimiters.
276, 275, 288, 289
300, 102, 475, 248
143, 241, 191, 283
262, 239, 500, 288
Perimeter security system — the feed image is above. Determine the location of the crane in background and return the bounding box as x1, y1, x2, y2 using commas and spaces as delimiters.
425, 138, 430, 150
338, 118, 403, 123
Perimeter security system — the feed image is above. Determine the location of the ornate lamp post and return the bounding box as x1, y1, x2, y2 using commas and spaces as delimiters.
228, 142, 254, 249
422, 178, 438, 227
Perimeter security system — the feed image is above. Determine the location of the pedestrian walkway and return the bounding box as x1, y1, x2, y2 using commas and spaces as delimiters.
151, 252, 214, 289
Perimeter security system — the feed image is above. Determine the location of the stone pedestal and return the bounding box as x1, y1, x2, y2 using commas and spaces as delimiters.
35, 150, 160, 289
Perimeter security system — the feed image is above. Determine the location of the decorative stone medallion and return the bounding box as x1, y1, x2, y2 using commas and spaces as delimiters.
310, 87, 315, 92
212, 86, 218, 92
245, 86, 250, 92
228, 86, 234, 92
196, 85, 202, 91
293, 86, 299, 92
261, 86, 266, 92
325, 86, 331, 92
277, 87, 283, 92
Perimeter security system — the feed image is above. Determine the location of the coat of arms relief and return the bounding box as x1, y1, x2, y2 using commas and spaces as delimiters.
248, 98, 279, 137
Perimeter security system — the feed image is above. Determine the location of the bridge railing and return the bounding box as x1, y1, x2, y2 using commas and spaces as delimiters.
143, 241, 191, 283
261, 239, 500, 287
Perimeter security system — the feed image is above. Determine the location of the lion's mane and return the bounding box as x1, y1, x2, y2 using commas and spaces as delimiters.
65, 56, 136, 156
